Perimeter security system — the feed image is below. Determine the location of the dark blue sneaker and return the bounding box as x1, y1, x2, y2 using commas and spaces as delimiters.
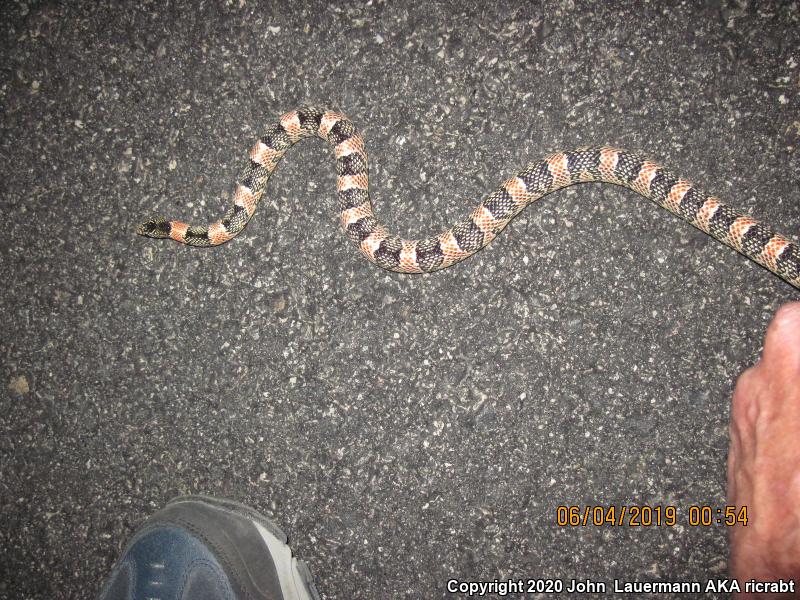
97, 495, 319, 600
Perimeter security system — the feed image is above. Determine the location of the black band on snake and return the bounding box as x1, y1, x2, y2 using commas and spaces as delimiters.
137, 106, 800, 289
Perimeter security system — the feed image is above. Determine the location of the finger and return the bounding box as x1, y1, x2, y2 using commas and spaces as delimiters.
760, 302, 800, 375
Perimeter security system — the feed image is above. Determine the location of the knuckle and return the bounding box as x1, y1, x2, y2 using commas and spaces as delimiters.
768, 302, 800, 336
732, 365, 760, 407
763, 302, 800, 372
736, 364, 759, 387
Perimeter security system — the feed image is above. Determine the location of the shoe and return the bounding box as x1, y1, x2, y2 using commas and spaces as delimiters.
97, 495, 319, 600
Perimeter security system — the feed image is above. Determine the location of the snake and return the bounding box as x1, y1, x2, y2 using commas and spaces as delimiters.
137, 106, 800, 289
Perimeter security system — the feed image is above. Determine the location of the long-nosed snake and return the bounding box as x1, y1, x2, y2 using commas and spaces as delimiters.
137, 106, 800, 289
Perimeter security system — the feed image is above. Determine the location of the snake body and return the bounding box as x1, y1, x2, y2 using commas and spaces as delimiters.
137, 106, 800, 289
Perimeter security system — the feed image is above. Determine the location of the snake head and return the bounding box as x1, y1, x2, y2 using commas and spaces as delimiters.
136, 218, 172, 238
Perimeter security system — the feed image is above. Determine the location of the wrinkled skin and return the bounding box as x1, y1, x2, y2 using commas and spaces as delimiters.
728, 302, 800, 598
